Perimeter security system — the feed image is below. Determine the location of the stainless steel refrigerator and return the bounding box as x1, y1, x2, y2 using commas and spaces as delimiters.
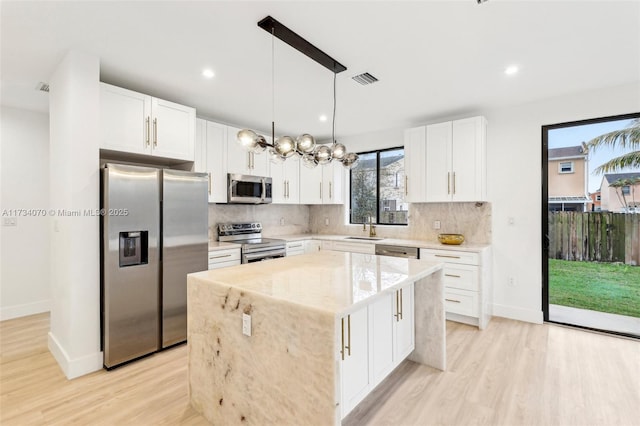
101, 163, 208, 368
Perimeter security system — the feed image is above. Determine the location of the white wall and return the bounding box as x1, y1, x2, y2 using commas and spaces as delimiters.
0, 107, 51, 320
336, 82, 640, 324
48, 51, 103, 379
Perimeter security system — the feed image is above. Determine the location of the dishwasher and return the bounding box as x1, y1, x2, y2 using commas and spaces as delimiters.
374, 244, 419, 259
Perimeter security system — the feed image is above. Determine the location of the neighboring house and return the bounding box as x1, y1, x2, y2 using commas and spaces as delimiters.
589, 190, 602, 211
548, 145, 590, 211
599, 172, 640, 213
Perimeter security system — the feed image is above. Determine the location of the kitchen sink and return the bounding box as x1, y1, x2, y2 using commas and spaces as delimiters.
344, 236, 385, 241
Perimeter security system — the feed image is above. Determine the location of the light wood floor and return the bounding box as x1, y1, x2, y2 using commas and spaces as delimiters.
1, 314, 638, 426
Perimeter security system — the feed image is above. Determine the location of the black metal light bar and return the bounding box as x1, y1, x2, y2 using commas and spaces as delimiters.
257, 16, 347, 74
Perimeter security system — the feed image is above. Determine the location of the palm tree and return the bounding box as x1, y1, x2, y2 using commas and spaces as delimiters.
586, 118, 640, 174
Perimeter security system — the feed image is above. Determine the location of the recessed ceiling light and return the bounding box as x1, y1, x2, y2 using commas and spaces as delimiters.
505, 65, 519, 76
202, 69, 215, 79
319, 115, 328, 122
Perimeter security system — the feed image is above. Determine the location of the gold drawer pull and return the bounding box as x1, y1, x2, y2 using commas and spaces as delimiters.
445, 273, 461, 278
209, 254, 232, 260
445, 298, 461, 303
435, 254, 461, 259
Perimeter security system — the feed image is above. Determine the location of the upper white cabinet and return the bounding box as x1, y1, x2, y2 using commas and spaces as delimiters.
404, 126, 426, 202
195, 118, 227, 203
226, 126, 269, 177
299, 161, 344, 205
404, 116, 487, 203
100, 83, 195, 162
271, 157, 300, 204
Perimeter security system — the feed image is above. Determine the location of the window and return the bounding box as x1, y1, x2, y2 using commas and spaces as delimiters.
622, 186, 630, 195
558, 161, 574, 173
596, 195, 601, 201
349, 147, 407, 225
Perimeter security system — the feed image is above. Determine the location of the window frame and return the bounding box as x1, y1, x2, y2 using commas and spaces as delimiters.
349, 146, 407, 226
558, 161, 574, 174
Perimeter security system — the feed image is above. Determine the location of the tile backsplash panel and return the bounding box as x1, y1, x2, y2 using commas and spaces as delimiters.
208, 204, 310, 240
208, 202, 491, 245
309, 202, 492, 244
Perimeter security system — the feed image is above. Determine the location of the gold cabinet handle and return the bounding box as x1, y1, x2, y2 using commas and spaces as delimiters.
208, 173, 212, 195
329, 182, 332, 199
447, 172, 450, 194
445, 273, 461, 278
399, 288, 403, 320
346, 314, 351, 356
146, 116, 150, 146
153, 118, 158, 147
445, 298, 461, 303
453, 172, 456, 195
394, 291, 400, 322
341, 317, 345, 360
405, 175, 408, 196
435, 254, 461, 259
208, 253, 232, 260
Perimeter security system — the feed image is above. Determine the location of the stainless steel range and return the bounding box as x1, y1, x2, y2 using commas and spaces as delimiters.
217, 222, 286, 264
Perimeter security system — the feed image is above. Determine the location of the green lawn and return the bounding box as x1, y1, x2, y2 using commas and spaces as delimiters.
549, 259, 640, 318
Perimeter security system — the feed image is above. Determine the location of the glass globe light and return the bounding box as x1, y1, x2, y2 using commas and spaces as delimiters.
341, 152, 360, 169
302, 153, 318, 169
251, 135, 267, 153
314, 145, 333, 165
296, 134, 316, 154
269, 150, 285, 164
331, 142, 347, 160
236, 129, 258, 151
274, 136, 296, 158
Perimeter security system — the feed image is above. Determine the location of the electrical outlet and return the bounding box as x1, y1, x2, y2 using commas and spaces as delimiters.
324, 217, 329, 226
242, 313, 252, 336
508, 277, 516, 287
433, 220, 441, 230
280, 217, 285, 226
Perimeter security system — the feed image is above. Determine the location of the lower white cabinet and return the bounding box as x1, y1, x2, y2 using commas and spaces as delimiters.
339, 282, 415, 419
304, 240, 322, 253
285, 241, 305, 257
323, 240, 375, 254
208, 248, 241, 270
420, 247, 491, 329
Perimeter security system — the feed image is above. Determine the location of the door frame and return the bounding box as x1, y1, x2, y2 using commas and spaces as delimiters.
542, 112, 639, 332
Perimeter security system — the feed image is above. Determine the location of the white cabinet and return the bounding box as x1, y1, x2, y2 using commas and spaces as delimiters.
195, 119, 227, 203
100, 83, 195, 161
424, 116, 487, 202
305, 240, 322, 253
403, 116, 487, 203
340, 281, 415, 419
271, 158, 300, 204
339, 306, 370, 418
208, 248, 241, 270
420, 247, 491, 329
403, 126, 426, 202
323, 240, 375, 254
285, 241, 305, 257
226, 126, 269, 177
299, 162, 344, 205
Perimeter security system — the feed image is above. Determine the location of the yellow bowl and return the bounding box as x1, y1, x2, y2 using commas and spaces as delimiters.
438, 234, 465, 245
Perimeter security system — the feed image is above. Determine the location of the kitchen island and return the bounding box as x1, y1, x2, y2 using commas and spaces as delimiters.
187, 251, 445, 425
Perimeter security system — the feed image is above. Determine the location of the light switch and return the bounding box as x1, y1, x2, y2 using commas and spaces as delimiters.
433, 220, 441, 230
242, 313, 252, 336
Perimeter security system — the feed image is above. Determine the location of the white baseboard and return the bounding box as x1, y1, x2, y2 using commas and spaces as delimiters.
0, 299, 50, 321
48, 332, 103, 380
492, 304, 543, 324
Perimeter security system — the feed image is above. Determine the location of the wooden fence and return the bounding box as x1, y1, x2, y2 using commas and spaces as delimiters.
548, 212, 640, 265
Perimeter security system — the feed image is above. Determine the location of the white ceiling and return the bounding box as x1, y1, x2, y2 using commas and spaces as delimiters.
1, 1, 639, 140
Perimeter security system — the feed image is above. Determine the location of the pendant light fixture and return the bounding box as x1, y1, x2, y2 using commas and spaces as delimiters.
236, 16, 358, 170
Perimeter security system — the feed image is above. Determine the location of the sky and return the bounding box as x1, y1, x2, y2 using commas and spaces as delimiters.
549, 117, 638, 193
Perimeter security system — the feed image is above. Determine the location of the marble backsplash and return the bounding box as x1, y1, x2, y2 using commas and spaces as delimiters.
208, 202, 491, 245
309, 202, 492, 244
208, 204, 310, 240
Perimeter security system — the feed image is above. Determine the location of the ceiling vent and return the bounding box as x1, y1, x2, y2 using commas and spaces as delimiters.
35, 82, 49, 92
352, 72, 379, 86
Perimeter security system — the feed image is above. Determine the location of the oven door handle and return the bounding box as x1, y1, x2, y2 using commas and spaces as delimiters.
243, 249, 286, 262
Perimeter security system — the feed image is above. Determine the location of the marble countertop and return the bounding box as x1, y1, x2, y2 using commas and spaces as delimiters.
268, 233, 491, 252
208, 241, 241, 251
189, 250, 442, 316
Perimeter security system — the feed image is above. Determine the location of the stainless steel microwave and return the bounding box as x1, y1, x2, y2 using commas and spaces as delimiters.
228, 173, 272, 204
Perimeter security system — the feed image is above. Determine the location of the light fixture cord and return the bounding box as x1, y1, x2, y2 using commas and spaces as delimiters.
332, 70, 337, 144
271, 28, 275, 143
